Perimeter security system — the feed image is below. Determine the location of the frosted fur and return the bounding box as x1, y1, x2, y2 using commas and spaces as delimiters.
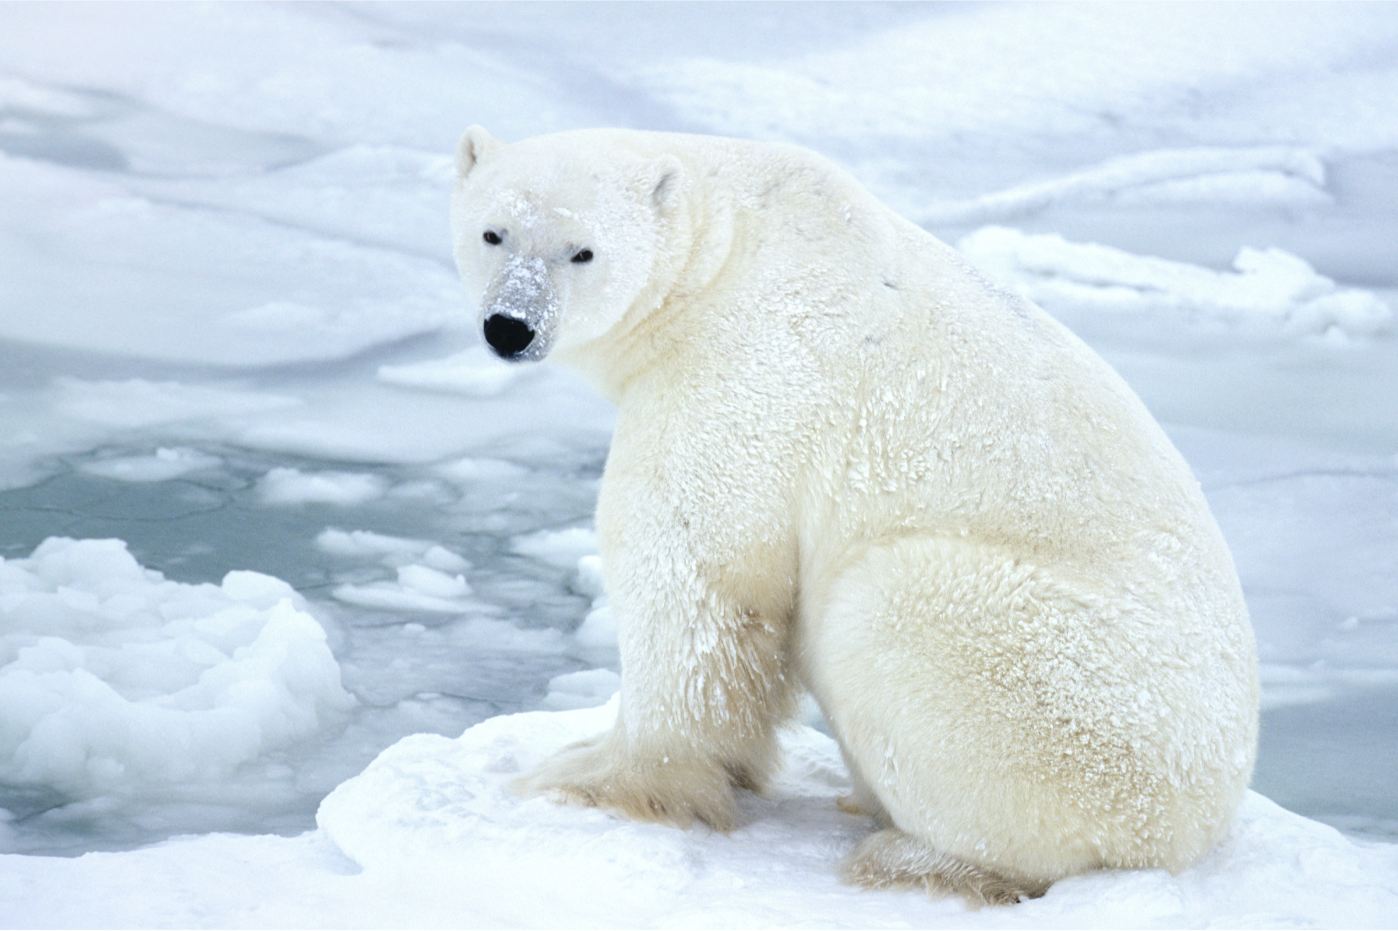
450, 127, 1260, 906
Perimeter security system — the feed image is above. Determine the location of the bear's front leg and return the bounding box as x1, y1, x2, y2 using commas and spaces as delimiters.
517, 586, 793, 829
517, 459, 797, 831
515, 712, 760, 831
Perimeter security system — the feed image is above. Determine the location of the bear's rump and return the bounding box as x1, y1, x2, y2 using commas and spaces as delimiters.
799, 533, 1236, 879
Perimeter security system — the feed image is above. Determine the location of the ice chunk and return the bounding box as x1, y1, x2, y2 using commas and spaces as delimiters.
258, 468, 388, 506
538, 668, 620, 711
573, 603, 617, 651
395, 565, 470, 600
331, 563, 475, 614
315, 528, 433, 558
421, 547, 470, 573
435, 457, 530, 485
511, 527, 598, 569
329, 584, 470, 615
0, 538, 353, 798
316, 529, 471, 575
573, 554, 606, 599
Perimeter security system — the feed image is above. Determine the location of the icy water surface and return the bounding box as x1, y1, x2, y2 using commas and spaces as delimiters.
0, 342, 618, 854
0, 435, 609, 853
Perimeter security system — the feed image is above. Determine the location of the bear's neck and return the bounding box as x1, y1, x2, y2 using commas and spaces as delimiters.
559, 183, 739, 404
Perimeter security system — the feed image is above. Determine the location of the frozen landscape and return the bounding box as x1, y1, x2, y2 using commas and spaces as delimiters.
1, 1, 1396, 926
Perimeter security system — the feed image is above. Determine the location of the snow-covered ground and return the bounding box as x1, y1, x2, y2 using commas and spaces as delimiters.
1, 2, 1396, 926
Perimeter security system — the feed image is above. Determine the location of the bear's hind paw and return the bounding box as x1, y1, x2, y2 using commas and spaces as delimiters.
843, 828, 1050, 908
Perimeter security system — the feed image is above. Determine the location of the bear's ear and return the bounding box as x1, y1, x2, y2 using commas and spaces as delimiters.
456, 126, 500, 179
649, 155, 684, 216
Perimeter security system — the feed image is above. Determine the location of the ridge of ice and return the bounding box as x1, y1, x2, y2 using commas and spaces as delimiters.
959, 226, 1393, 340
922, 147, 1331, 224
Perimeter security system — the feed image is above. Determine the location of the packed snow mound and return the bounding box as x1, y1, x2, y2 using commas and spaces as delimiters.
959, 226, 1393, 340
317, 701, 883, 926
0, 538, 353, 797
317, 701, 1398, 928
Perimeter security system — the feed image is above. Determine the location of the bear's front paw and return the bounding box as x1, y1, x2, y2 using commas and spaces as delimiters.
515, 735, 739, 831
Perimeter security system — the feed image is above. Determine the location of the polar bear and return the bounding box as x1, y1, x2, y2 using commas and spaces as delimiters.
449, 127, 1259, 905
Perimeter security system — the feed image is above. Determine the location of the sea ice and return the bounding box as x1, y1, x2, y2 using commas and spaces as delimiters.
0, 538, 353, 798
378, 345, 534, 397
511, 526, 600, 570
959, 226, 1393, 340
257, 468, 389, 507
53, 378, 302, 431
331, 563, 475, 615
920, 146, 1331, 226
0, 0, 1395, 924
78, 447, 223, 483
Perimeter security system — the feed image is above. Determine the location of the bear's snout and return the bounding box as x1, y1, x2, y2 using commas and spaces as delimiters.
484, 314, 536, 359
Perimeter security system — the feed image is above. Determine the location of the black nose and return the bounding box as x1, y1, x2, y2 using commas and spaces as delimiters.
483, 314, 535, 359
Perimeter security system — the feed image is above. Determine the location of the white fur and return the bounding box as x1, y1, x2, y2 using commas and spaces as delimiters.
450, 127, 1259, 905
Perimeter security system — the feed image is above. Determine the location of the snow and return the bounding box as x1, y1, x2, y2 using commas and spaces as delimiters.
921, 147, 1333, 225
52, 379, 303, 432
3, 703, 1397, 929
958, 227, 1393, 341
1, 0, 1396, 925
0, 154, 460, 367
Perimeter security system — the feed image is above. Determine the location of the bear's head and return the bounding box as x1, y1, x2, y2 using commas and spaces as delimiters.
450, 127, 684, 364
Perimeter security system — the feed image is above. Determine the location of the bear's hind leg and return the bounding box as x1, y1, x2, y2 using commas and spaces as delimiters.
844, 828, 1049, 907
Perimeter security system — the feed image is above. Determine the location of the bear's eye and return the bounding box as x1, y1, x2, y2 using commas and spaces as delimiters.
571, 249, 594, 264
483, 230, 502, 245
